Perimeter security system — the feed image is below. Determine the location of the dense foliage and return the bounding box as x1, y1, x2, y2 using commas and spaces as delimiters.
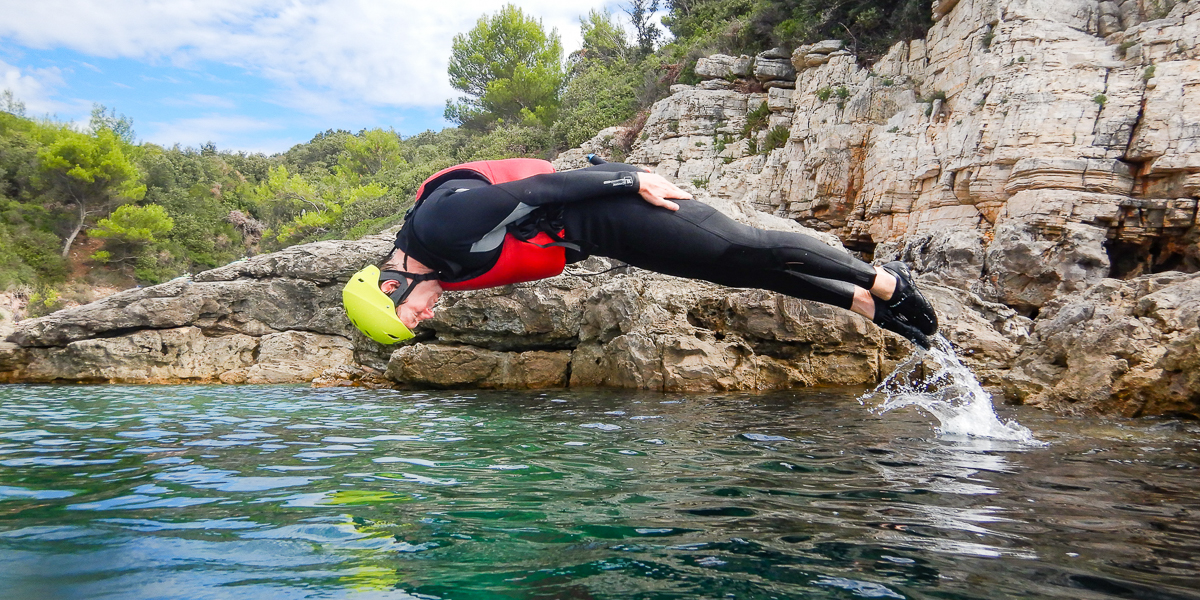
0, 109, 511, 294
662, 0, 933, 61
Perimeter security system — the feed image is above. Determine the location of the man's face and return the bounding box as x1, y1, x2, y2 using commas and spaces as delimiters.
394, 279, 443, 329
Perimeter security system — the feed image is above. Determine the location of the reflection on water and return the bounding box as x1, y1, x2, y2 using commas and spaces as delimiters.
0, 385, 1197, 599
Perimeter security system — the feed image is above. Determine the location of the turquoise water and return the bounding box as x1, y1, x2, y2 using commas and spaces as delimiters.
0, 384, 1197, 599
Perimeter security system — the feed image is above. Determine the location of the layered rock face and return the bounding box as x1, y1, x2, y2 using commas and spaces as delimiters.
3, 0, 1198, 417
634, 0, 1200, 314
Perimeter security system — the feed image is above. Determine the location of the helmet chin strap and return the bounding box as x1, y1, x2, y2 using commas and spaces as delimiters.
379, 270, 437, 306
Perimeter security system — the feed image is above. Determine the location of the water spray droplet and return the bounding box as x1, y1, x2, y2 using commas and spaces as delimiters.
861, 335, 1044, 445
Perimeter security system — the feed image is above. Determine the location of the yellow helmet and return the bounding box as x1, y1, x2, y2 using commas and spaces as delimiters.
342, 265, 415, 344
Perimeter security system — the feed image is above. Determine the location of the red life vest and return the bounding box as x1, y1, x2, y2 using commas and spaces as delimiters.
412, 158, 567, 291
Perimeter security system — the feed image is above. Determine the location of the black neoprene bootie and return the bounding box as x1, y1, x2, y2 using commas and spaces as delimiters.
872, 296, 930, 349
881, 261, 938, 336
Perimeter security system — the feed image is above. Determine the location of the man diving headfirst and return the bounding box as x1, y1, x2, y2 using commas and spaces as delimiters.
342, 157, 938, 349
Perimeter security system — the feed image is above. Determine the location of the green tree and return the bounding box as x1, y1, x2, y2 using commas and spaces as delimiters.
88, 203, 174, 265
661, 0, 755, 43
35, 127, 146, 258
136, 143, 256, 275
554, 61, 639, 148
0, 110, 71, 286
89, 104, 136, 144
248, 165, 324, 228
576, 9, 633, 64
555, 12, 639, 148
625, 0, 663, 55
445, 4, 565, 128
336, 129, 405, 182
1, 90, 26, 117
279, 129, 352, 175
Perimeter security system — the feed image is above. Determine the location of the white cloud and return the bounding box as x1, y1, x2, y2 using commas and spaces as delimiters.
0, 57, 88, 116
0, 0, 616, 114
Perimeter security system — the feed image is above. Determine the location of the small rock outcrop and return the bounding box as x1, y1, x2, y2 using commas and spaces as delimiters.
1, 238, 390, 384
1005, 271, 1200, 417
792, 40, 846, 69
754, 47, 798, 89
695, 54, 754, 80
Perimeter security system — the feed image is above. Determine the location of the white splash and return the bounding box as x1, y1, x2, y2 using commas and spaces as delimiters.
862, 336, 1043, 445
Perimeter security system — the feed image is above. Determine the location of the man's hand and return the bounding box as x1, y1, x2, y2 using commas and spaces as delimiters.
637, 172, 691, 211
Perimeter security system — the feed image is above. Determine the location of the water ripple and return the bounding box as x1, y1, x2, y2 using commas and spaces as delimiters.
0, 385, 1194, 600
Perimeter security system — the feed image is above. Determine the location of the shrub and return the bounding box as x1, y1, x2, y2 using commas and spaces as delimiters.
666, 0, 935, 61
26, 286, 63, 317
460, 124, 556, 161
742, 101, 770, 136
763, 126, 790, 152
553, 61, 639, 148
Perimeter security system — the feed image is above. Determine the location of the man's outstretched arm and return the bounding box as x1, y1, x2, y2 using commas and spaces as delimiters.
435, 168, 691, 215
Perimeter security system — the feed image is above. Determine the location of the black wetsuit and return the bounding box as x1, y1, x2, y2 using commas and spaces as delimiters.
395, 162, 878, 310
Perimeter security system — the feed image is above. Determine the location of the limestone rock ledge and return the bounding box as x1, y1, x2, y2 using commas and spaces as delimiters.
1, 238, 388, 385
638, 0, 1200, 314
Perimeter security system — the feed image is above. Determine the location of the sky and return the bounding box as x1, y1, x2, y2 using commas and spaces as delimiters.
0, 0, 632, 154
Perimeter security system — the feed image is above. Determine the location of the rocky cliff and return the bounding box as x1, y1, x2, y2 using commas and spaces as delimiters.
3, 0, 1198, 418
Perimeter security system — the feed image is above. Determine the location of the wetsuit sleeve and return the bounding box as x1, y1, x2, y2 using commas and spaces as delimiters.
441, 169, 642, 209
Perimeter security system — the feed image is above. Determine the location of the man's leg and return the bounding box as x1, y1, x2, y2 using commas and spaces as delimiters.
564, 194, 935, 346
562, 196, 877, 309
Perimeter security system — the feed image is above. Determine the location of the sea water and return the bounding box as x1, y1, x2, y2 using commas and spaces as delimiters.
0, 384, 1196, 599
